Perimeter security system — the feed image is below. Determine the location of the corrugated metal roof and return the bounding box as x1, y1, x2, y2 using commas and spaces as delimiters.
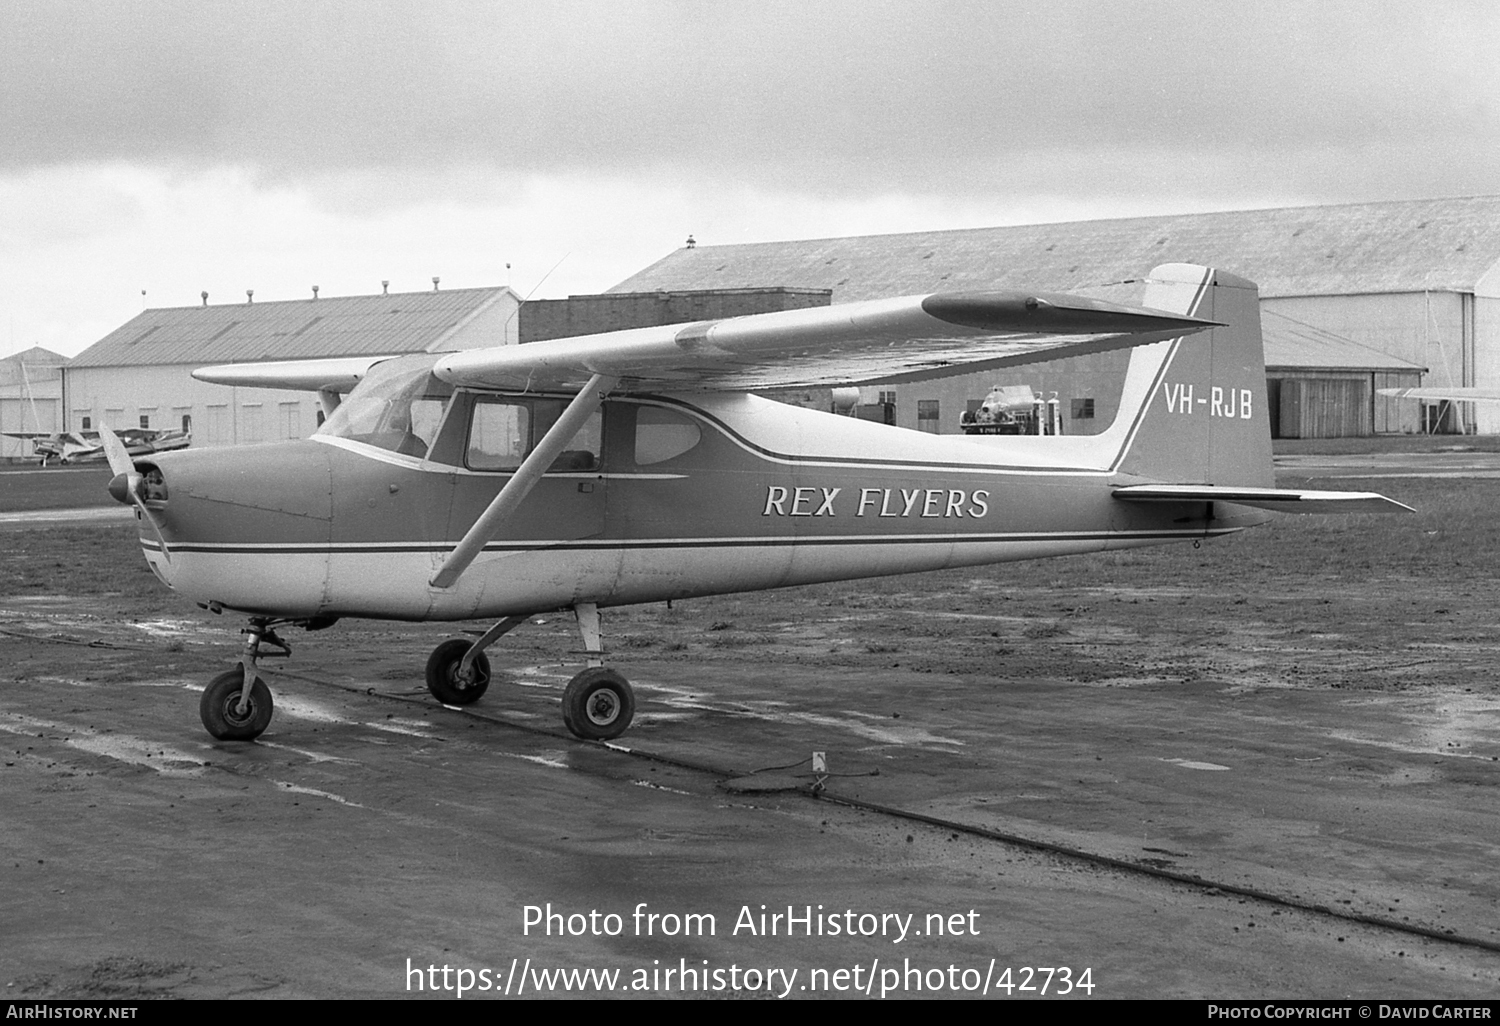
611, 196, 1500, 302
70, 287, 513, 368
1261, 311, 1424, 372
0, 346, 68, 385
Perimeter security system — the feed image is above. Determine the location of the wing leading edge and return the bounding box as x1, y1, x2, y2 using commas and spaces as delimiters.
191, 355, 402, 393
1377, 387, 1500, 403
432, 288, 1218, 394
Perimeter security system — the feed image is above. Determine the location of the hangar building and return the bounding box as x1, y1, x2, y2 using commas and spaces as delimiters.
64, 286, 522, 447
1, 347, 67, 461
610, 196, 1500, 437
61, 285, 832, 449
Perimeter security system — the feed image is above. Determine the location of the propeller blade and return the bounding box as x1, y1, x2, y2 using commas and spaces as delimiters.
100, 426, 172, 562
97, 425, 135, 477
133, 491, 173, 563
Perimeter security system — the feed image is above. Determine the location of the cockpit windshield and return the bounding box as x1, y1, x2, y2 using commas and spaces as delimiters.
316, 354, 453, 459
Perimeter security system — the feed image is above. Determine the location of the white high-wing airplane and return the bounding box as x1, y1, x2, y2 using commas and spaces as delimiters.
1377, 387, 1500, 402
100, 264, 1408, 744
4, 427, 190, 465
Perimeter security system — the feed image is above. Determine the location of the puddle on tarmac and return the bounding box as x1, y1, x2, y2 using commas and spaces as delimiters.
1160, 758, 1231, 771
0, 711, 208, 776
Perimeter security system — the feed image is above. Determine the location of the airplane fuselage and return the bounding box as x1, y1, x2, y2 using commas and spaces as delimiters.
132, 389, 1257, 622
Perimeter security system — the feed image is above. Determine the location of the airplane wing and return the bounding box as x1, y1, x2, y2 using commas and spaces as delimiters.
191, 355, 402, 392
1112, 484, 1413, 514
1377, 387, 1500, 403
430, 290, 1218, 394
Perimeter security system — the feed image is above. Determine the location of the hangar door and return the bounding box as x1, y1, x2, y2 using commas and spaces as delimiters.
1277, 378, 1369, 438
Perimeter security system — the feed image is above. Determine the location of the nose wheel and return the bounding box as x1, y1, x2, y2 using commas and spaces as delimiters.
200, 618, 289, 741
201, 669, 273, 740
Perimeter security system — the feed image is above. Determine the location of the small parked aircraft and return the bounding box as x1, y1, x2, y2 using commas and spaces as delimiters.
101, 264, 1407, 743
6, 427, 190, 466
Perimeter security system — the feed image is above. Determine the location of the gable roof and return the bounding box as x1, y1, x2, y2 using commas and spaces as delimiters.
611, 196, 1500, 302
69, 286, 515, 369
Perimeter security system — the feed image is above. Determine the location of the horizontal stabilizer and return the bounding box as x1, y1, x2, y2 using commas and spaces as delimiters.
192, 355, 402, 392
1113, 484, 1413, 514
1377, 387, 1500, 403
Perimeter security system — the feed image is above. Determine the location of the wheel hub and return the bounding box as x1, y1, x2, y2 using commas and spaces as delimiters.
586, 691, 619, 725
224, 696, 257, 726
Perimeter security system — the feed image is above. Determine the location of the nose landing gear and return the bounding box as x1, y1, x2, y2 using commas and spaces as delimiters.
425, 601, 636, 741
200, 618, 290, 741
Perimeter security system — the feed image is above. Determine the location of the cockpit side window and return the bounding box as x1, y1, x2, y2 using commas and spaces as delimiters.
465, 396, 602, 473
467, 399, 531, 471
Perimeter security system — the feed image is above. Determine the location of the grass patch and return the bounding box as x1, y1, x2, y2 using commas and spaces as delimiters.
0, 466, 116, 511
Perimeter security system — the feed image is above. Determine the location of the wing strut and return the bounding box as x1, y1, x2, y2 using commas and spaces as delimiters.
429, 373, 617, 590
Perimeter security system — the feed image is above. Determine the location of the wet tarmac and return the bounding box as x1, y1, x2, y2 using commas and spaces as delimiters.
4, 459, 1500, 998
2, 596, 1498, 999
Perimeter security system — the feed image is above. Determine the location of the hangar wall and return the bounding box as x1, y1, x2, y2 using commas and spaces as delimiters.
63, 366, 324, 446
63, 288, 519, 448
1260, 291, 1470, 432
1472, 294, 1500, 434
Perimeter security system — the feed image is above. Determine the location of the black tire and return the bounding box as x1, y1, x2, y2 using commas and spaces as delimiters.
426, 638, 491, 705
200, 669, 273, 741
561, 668, 635, 741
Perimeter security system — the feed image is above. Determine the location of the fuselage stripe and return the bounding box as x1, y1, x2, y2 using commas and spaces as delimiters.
145, 527, 1236, 556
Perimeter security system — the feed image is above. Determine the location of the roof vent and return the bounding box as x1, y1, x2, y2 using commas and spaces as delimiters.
686, 235, 696, 248
312, 285, 320, 300
201, 291, 209, 307
246, 289, 254, 304
382, 280, 389, 296
432, 276, 441, 291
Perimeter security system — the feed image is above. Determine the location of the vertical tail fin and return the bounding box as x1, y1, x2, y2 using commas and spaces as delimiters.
1111, 264, 1273, 487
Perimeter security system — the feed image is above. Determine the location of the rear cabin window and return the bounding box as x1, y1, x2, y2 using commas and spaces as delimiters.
634, 406, 702, 465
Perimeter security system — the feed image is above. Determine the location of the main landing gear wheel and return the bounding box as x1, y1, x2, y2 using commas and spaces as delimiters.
426, 638, 492, 705
200, 669, 273, 741
561, 667, 635, 741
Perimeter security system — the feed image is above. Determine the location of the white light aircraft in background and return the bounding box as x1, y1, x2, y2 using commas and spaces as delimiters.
7, 427, 190, 466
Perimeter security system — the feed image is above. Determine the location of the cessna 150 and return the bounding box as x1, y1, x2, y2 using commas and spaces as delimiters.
100, 263, 1407, 744
7, 426, 190, 465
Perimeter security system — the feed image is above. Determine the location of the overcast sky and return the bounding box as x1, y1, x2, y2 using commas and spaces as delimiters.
3, 0, 1498, 358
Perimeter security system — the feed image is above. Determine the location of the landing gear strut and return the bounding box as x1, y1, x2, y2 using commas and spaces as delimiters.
425, 602, 636, 741
200, 618, 289, 741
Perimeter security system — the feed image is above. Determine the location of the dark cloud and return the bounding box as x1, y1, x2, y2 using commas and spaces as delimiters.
5, 0, 1498, 201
